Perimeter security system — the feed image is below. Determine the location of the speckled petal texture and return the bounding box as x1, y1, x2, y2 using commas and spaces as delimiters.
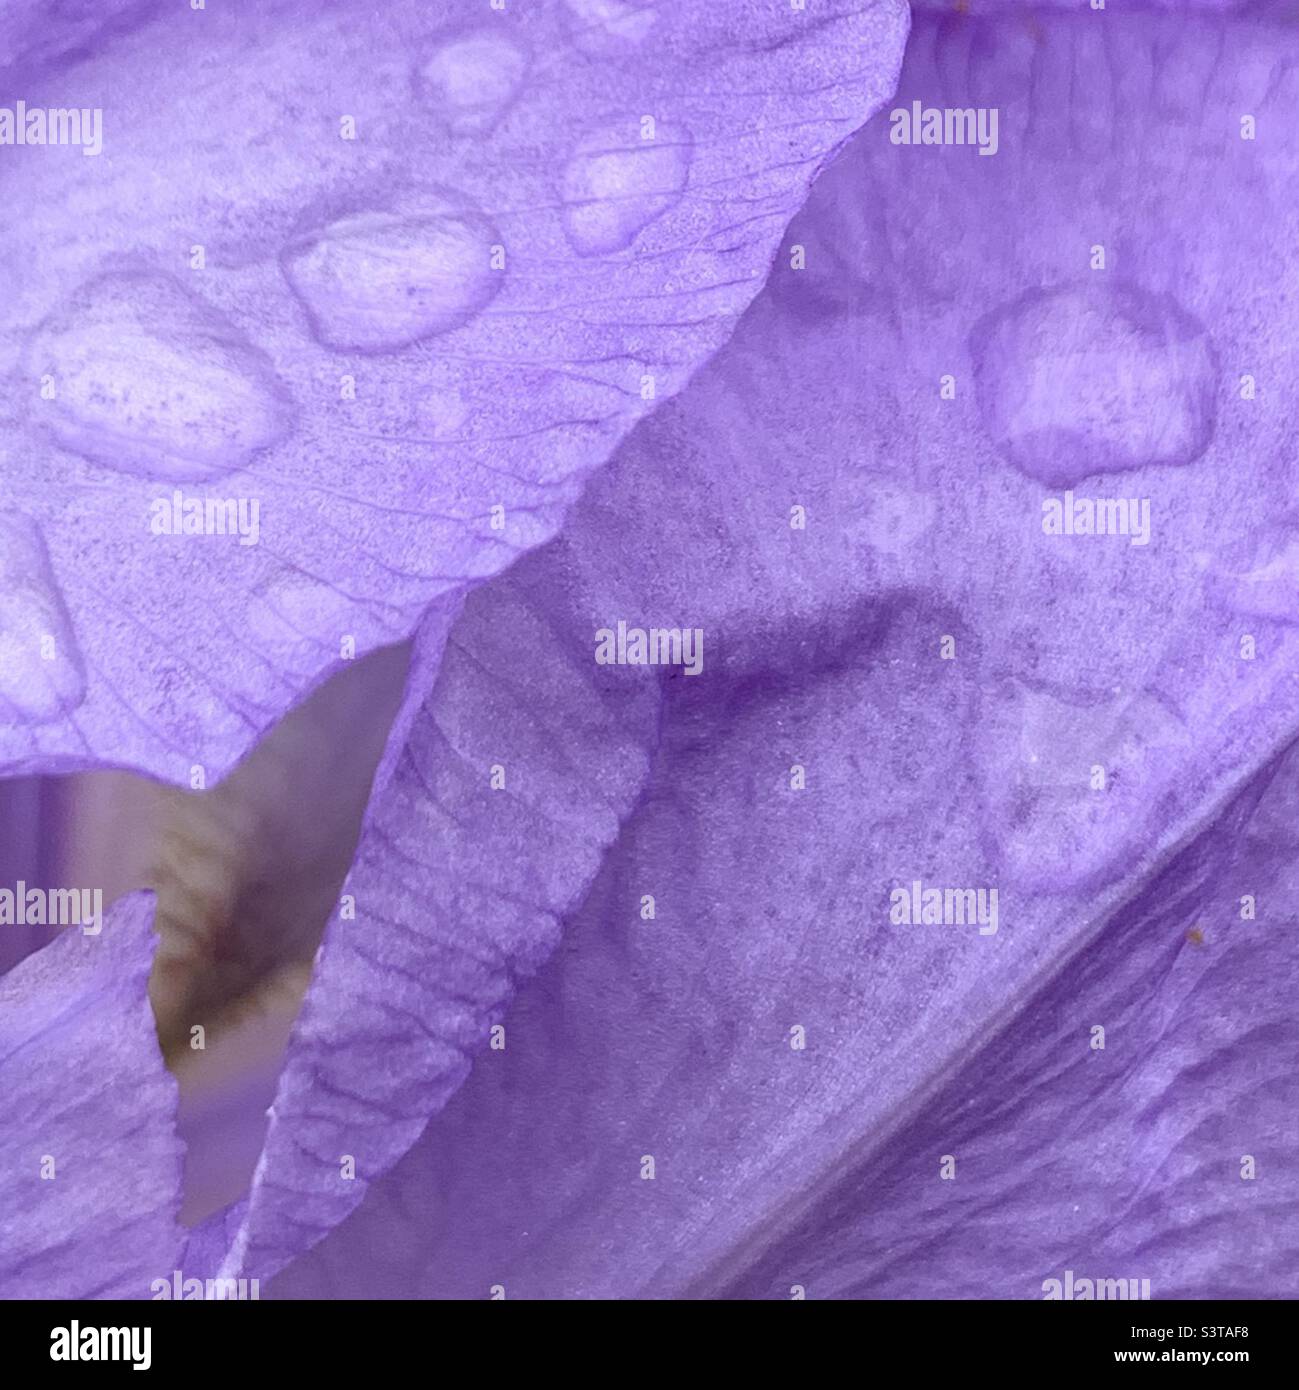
724, 751, 1299, 1299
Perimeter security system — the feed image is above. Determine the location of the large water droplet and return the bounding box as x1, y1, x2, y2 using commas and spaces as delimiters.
561, 123, 692, 257
0, 513, 86, 723
281, 195, 503, 353
28, 271, 293, 483
971, 283, 1217, 487
417, 31, 527, 133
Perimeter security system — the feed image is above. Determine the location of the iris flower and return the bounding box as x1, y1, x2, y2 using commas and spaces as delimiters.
2, 0, 1296, 1300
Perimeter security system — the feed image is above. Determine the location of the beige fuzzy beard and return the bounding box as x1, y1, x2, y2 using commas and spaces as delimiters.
54, 642, 410, 1089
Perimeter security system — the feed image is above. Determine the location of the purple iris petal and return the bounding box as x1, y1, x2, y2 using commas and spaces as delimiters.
0, 892, 184, 1298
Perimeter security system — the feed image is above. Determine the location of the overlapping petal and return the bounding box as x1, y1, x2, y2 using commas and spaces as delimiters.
212, 544, 662, 1281
0, 0, 908, 785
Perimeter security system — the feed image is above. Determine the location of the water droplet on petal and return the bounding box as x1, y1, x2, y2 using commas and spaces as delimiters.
281, 196, 503, 353
417, 32, 527, 133
28, 272, 293, 482
247, 576, 392, 671
564, 0, 657, 45
0, 512, 86, 723
561, 123, 692, 257
1209, 534, 1299, 623
858, 478, 937, 557
981, 681, 1190, 890
972, 283, 1217, 487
